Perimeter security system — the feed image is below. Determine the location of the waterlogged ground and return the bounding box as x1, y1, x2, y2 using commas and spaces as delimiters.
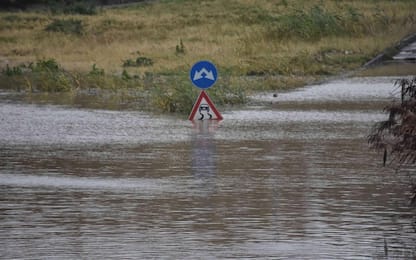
1, 77, 416, 259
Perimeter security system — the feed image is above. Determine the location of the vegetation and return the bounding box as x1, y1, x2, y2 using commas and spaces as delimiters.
45, 19, 85, 35
368, 77, 416, 205
0, 0, 140, 11
0, 0, 415, 112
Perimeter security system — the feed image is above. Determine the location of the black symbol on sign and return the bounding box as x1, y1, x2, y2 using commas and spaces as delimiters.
198, 104, 212, 120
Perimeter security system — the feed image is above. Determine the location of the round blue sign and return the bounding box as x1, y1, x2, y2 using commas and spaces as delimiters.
190, 60, 217, 89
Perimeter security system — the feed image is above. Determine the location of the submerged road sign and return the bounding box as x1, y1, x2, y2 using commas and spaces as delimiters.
188, 91, 223, 121
190, 60, 217, 89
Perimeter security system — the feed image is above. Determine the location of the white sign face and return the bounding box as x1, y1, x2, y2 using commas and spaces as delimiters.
188, 91, 223, 121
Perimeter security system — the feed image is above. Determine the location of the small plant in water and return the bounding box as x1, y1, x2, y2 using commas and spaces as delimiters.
368, 77, 416, 205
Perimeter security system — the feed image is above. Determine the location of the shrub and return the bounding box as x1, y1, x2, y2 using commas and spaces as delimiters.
88, 64, 105, 76
31, 58, 61, 72
26, 59, 73, 92
368, 77, 416, 206
122, 69, 132, 81
369, 77, 416, 166
122, 56, 153, 67
151, 81, 196, 113
2, 64, 23, 76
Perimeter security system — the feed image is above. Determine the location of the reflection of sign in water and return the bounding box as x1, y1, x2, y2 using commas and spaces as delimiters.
188, 91, 223, 121
191, 121, 218, 191
190, 60, 217, 89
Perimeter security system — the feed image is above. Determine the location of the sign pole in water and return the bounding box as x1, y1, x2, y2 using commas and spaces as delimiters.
188, 60, 223, 121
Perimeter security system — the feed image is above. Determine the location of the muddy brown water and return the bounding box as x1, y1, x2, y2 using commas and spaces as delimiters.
1, 77, 415, 259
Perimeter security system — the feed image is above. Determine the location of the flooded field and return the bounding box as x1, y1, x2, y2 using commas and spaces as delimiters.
1, 77, 416, 259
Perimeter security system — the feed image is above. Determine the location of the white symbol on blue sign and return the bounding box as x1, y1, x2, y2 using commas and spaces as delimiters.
190, 60, 217, 89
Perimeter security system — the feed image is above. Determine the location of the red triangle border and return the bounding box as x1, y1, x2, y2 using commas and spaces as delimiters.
188, 91, 223, 121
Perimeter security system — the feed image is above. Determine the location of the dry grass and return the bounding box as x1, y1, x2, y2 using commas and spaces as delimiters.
0, 0, 415, 78
0, 0, 414, 112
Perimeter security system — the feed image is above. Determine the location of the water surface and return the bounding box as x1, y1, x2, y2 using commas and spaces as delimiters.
1, 77, 415, 259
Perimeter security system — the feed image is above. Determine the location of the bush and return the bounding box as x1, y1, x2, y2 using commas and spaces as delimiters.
368, 77, 416, 206
2, 64, 23, 76
122, 56, 153, 67
369, 77, 416, 166
27, 58, 73, 92
151, 80, 196, 113
88, 64, 105, 76
31, 58, 60, 72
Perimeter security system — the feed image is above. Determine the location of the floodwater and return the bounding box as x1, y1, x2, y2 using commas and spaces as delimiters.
1, 77, 416, 259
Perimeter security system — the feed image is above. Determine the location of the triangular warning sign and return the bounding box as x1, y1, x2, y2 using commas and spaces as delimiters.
188, 91, 223, 121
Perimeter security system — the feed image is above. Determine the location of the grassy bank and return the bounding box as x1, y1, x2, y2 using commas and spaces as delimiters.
0, 0, 415, 112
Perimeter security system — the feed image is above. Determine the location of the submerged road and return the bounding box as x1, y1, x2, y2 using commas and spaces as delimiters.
1, 76, 415, 259
394, 41, 416, 61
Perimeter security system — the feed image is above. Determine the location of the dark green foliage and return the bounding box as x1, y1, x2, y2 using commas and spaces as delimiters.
89, 64, 105, 76
28, 58, 73, 92
122, 56, 153, 67
1, 58, 77, 92
150, 72, 248, 113
369, 77, 416, 166
122, 59, 136, 67
368, 77, 416, 206
31, 58, 61, 72
2, 64, 23, 76
136, 56, 153, 66
150, 77, 197, 113
121, 69, 132, 80
45, 19, 84, 35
